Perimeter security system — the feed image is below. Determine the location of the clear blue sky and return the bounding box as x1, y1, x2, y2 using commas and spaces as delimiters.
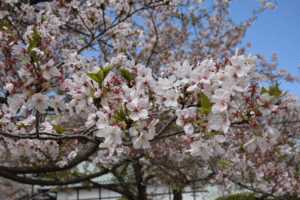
229, 0, 300, 98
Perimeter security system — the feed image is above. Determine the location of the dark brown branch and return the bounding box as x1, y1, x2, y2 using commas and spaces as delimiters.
133, 162, 147, 200
0, 97, 7, 104
0, 140, 101, 174
155, 130, 185, 140
0, 153, 145, 186
89, 181, 136, 200
29, 0, 51, 5
111, 166, 129, 189
226, 176, 285, 200
0, 168, 109, 186
145, 11, 159, 67
156, 116, 178, 137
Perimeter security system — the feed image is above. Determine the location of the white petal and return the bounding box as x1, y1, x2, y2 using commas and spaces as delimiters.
184, 123, 194, 134
216, 135, 226, 143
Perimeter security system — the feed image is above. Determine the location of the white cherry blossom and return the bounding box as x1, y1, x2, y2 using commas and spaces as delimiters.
40, 59, 61, 80
126, 98, 148, 121
258, 93, 278, 116
49, 95, 67, 115
26, 93, 49, 113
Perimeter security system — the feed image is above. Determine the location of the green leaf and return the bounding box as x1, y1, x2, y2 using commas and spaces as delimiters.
97, 70, 104, 82
268, 81, 281, 98
87, 66, 112, 87
119, 69, 134, 83
79, 37, 87, 42
17, 123, 27, 129
219, 160, 233, 169
278, 155, 287, 161
53, 125, 67, 134
103, 66, 113, 79
87, 71, 105, 87
87, 73, 100, 83
260, 86, 268, 95
41, 16, 47, 24
296, 163, 300, 171
33, 26, 40, 41
239, 144, 244, 151
27, 35, 40, 50
198, 91, 212, 116
27, 26, 41, 56
261, 81, 287, 98
112, 105, 127, 122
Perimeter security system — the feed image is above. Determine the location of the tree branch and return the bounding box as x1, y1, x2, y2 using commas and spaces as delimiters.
0, 141, 101, 174
0, 168, 110, 186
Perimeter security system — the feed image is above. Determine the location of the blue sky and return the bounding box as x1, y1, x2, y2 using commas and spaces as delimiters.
229, 0, 300, 98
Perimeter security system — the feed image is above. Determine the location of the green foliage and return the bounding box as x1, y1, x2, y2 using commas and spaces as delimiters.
260, 87, 268, 95
79, 37, 87, 42
27, 26, 41, 56
260, 81, 287, 98
119, 68, 134, 84
87, 66, 113, 87
218, 160, 233, 169
53, 124, 67, 134
277, 155, 287, 161
103, 66, 113, 79
112, 105, 127, 122
215, 192, 300, 200
215, 193, 265, 200
41, 15, 47, 24
286, 194, 300, 200
197, 91, 212, 116
17, 123, 27, 129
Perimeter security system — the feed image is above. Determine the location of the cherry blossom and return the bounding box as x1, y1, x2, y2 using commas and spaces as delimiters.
126, 98, 149, 121
243, 136, 270, 153
176, 108, 196, 134
163, 89, 180, 107
258, 93, 278, 116
0, 0, 298, 199
40, 60, 61, 80
7, 94, 25, 116
26, 93, 49, 113
49, 95, 67, 115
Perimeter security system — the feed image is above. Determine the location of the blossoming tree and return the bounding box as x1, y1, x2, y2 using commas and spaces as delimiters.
0, 0, 300, 199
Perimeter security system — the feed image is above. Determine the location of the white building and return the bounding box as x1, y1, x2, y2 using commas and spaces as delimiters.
57, 184, 210, 200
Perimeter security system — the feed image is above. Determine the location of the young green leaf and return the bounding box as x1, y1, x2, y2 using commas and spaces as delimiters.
97, 70, 104, 83
87, 73, 101, 83
27, 26, 41, 56
87, 67, 112, 87
41, 16, 48, 24
53, 125, 67, 134
268, 81, 281, 98
262, 81, 287, 98
198, 91, 212, 116
119, 69, 133, 83
17, 123, 27, 129
33, 26, 40, 41
260, 87, 268, 95
112, 105, 127, 122
103, 66, 113, 80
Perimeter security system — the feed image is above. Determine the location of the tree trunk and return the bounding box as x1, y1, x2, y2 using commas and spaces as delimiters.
133, 162, 147, 200
173, 189, 182, 200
